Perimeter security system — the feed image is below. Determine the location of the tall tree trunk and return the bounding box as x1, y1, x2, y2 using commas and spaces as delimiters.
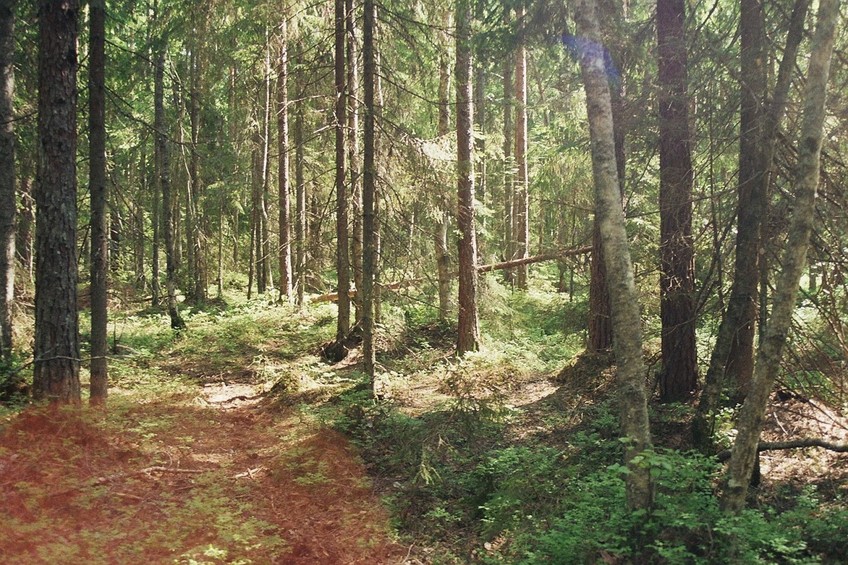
295, 85, 306, 307
587, 1, 626, 354
722, 0, 838, 512
512, 1, 529, 289
0, 0, 15, 360
277, 17, 293, 303
572, 0, 653, 511
155, 38, 184, 330
473, 0, 486, 240
657, 0, 696, 402
151, 145, 161, 306
456, 0, 480, 355
501, 2, 514, 285
347, 0, 363, 322
261, 37, 273, 293
250, 127, 262, 297
362, 0, 376, 381
88, 0, 108, 403
335, 0, 351, 342
725, 0, 767, 400
693, 0, 808, 448
435, 30, 451, 321
34, 0, 81, 403
188, 27, 207, 303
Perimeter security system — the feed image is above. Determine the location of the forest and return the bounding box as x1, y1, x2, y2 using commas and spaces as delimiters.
1, 0, 847, 562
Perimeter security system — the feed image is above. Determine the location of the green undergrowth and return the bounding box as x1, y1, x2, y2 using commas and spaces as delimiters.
5, 280, 847, 564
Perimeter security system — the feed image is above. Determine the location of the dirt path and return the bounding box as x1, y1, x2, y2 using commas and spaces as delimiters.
0, 384, 406, 564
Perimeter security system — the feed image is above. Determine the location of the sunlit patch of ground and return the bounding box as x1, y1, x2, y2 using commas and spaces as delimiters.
0, 391, 404, 564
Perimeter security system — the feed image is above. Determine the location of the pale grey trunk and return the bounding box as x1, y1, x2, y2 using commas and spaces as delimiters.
277, 18, 293, 303
436, 35, 451, 321
572, 0, 653, 511
721, 0, 838, 513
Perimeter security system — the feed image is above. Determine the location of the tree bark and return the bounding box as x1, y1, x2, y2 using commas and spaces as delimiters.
694, 0, 809, 449
188, 24, 207, 303
362, 0, 377, 382
435, 26, 452, 321
277, 17, 293, 303
155, 37, 184, 330
335, 0, 351, 342
721, 0, 838, 513
512, 2, 529, 289
502, 2, 515, 286
34, 0, 81, 403
572, 0, 653, 511
657, 0, 696, 402
294, 67, 306, 308
0, 0, 15, 360
347, 0, 363, 322
88, 0, 108, 403
456, 0, 480, 355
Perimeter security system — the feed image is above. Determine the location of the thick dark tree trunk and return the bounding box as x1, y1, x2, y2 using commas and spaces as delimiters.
722, 0, 838, 512
88, 0, 108, 403
501, 3, 514, 285
277, 17, 293, 303
0, 0, 15, 360
572, 0, 653, 511
34, 0, 81, 403
456, 0, 480, 355
657, 0, 696, 402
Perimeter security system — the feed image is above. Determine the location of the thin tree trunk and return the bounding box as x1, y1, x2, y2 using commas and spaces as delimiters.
261, 36, 273, 293
335, 0, 351, 341
722, 0, 838, 512
436, 30, 451, 321
155, 38, 184, 330
151, 143, 161, 306
572, 0, 653, 511
88, 0, 108, 404
295, 89, 306, 307
34, 0, 81, 403
0, 0, 16, 360
456, 0, 480, 355
657, 0, 696, 402
502, 2, 514, 285
362, 0, 376, 381
347, 0, 363, 322
277, 17, 293, 303
512, 1, 529, 289
17, 175, 33, 280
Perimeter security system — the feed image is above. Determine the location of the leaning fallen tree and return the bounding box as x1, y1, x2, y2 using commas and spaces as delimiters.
310, 245, 592, 303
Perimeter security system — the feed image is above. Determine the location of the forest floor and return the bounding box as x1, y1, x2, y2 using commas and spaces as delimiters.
0, 371, 406, 563
2, 289, 847, 563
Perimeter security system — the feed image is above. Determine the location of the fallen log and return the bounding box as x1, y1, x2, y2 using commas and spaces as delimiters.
477, 245, 592, 273
310, 245, 592, 303
716, 438, 848, 462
